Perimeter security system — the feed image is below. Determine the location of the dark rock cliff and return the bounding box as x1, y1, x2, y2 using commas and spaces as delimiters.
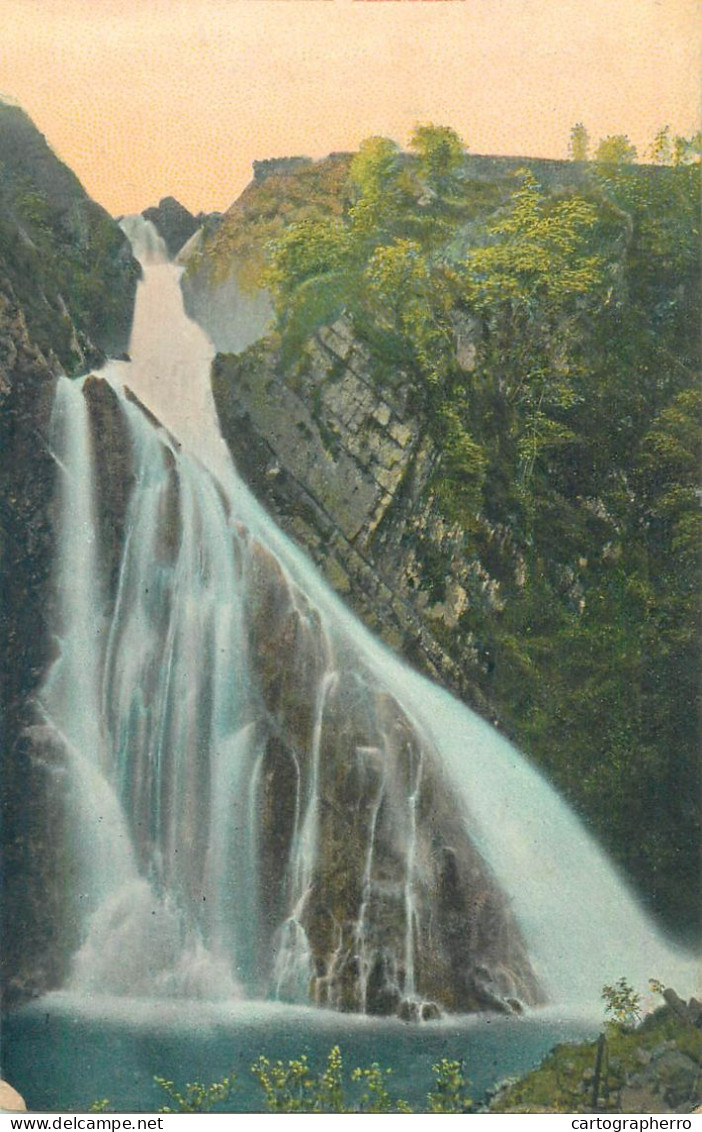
141, 196, 199, 259
0, 278, 63, 1005
0, 103, 139, 369
0, 104, 139, 1007
245, 528, 542, 1016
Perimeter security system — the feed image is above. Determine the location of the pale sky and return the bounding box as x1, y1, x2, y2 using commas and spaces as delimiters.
0, 0, 699, 214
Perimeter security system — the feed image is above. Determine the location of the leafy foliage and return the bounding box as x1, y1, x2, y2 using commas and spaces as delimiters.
569, 122, 590, 162
466, 171, 605, 308
251, 1053, 327, 1113
595, 134, 638, 166
351, 1063, 413, 1114
409, 122, 465, 196
0, 105, 138, 370
249, 1045, 466, 1113
426, 1058, 473, 1113
601, 978, 642, 1031
154, 1073, 236, 1113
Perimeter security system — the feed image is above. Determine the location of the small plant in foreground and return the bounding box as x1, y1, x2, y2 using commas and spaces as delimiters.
89, 1100, 111, 1113
351, 1062, 412, 1113
601, 977, 642, 1031
426, 1057, 472, 1113
251, 1051, 341, 1113
153, 1072, 236, 1113
93, 1045, 481, 1113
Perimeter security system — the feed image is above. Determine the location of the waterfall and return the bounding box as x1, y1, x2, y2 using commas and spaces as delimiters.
37, 217, 698, 1016
40, 380, 136, 913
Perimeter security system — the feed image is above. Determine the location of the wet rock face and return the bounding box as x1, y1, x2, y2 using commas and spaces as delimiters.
142, 197, 199, 259
245, 537, 543, 1016
82, 376, 136, 601
0, 279, 61, 1007
212, 320, 491, 717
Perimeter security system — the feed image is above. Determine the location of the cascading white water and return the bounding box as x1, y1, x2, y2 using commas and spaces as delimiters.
42, 217, 698, 1014
355, 748, 386, 1013
41, 381, 136, 912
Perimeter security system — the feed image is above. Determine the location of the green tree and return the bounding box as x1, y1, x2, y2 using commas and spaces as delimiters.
426, 1058, 473, 1113
672, 131, 702, 165
467, 171, 605, 311
602, 977, 642, 1031
569, 122, 590, 162
464, 171, 606, 452
362, 237, 453, 387
265, 218, 350, 310
595, 134, 638, 166
264, 218, 352, 352
348, 135, 405, 236
648, 125, 673, 165
409, 122, 465, 196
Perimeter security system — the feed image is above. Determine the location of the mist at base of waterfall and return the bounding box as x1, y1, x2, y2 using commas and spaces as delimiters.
4, 994, 601, 1113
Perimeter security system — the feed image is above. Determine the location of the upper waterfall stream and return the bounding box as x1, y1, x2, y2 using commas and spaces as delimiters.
38, 217, 697, 1020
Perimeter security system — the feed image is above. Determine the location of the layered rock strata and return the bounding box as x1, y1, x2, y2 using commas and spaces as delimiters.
212, 318, 492, 716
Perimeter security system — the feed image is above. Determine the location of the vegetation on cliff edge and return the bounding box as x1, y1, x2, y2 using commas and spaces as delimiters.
0, 102, 139, 371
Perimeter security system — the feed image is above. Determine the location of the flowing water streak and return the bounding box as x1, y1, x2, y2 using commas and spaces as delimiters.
272, 669, 338, 1002
354, 747, 386, 1013
292, 668, 338, 902
45, 368, 261, 998
40, 379, 136, 912
403, 753, 423, 1000
96, 392, 261, 995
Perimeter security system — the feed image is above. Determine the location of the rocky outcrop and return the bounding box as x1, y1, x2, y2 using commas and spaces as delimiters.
142, 196, 199, 259
212, 318, 491, 715
490, 993, 702, 1114
180, 258, 273, 355
82, 376, 136, 599
202, 149, 702, 948
0, 276, 62, 1006
177, 153, 350, 354
0, 103, 139, 369
245, 535, 542, 1016
253, 157, 314, 184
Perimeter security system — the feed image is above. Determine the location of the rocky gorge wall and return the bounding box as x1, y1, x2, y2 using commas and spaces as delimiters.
212, 317, 494, 718
0, 276, 61, 1005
